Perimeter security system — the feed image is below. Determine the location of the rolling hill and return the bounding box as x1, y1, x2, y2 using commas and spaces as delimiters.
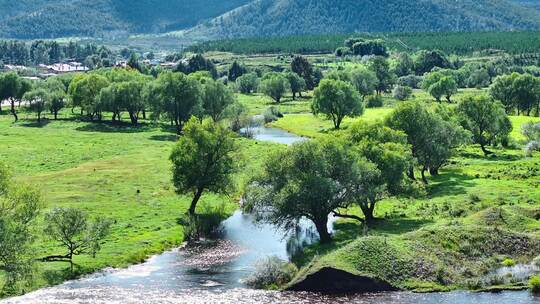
185, 0, 540, 39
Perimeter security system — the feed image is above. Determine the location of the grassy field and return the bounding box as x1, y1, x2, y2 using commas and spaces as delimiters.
0, 111, 283, 294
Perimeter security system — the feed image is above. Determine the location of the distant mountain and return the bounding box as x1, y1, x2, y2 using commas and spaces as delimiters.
0, 0, 250, 39
186, 0, 540, 39
1, 0, 540, 39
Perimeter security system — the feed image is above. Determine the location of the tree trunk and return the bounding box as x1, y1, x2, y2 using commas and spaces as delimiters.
188, 188, 204, 215
407, 166, 416, 180
37, 112, 41, 122
292, 92, 296, 100
361, 203, 375, 224
429, 167, 439, 176
54, 111, 58, 120
314, 218, 331, 244
480, 143, 493, 156
10, 99, 18, 122
142, 109, 146, 120
421, 167, 428, 184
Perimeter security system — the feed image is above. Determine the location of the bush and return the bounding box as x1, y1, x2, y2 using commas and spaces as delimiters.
529, 275, 540, 294
335, 47, 352, 57
393, 85, 413, 101
263, 106, 283, 123
502, 258, 516, 267
365, 95, 384, 108
244, 256, 298, 289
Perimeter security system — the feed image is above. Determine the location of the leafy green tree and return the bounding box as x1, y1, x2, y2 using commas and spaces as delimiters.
0, 72, 32, 121
285, 72, 306, 100
490, 73, 519, 113
512, 74, 540, 116
176, 54, 217, 79
42, 208, 112, 273
348, 122, 412, 195
23, 88, 49, 122
152, 72, 202, 134
386, 101, 469, 182
170, 118, 237, 215
291, 55, 315, 89
349, 67, 378, 100
457, 95, 512, 155
228, 61, 247, 81
244, 138, 377, 242
422, 71, 458, 102
259, 73, 290, 103
393, 52, 414, 77
352, 40, 388, 57
68, 73, 109, 120
236, 72, 259, 94
414, 50, 450, 75
0, 163, 41, 294
393, 85, 413, 101
368, 56, 395, 95
202, 79, 235, 122
312, 79, 364, 129
47, 91, 66, 120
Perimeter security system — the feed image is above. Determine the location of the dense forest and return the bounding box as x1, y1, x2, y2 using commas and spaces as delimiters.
187, 0, 540, 39
0, 0, 249, 39
188, 31, 540, 55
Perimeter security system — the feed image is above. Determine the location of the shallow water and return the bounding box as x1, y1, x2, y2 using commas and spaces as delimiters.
3, 125, 538, 304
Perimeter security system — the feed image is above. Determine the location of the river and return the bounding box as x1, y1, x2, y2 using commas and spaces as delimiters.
3, 126, 539, 304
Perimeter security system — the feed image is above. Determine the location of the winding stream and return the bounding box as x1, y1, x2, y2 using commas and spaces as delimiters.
3, 126, 539, 304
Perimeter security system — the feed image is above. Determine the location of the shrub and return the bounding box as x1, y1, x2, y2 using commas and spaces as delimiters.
529, 275, 540, 294
502, 258, 516, 267
244, 256, 298, 289
393, 85, 413, 101
365, 95, 384, 108
469, 194, 481, 203
263, 106, 283, 123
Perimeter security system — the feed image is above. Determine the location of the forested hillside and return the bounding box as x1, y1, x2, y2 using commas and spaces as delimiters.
186, 0, 540, 39
0, 0, 249, 39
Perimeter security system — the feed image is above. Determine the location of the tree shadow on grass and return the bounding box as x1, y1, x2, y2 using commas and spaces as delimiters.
428, 169, 477, 198
18, 120, 51, 128
41, 263, 92, 285
75, 121, 155, 133
459, 151, 522, 162
149, 134, 179, 142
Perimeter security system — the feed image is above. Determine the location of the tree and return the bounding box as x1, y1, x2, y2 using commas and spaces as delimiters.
228, 61, 246, 81
368, 56, 395, 95
245, 138, 378, 243
522, 122, 540, 156
67, 73, 109, 120
349, 67, 378, 101
285, 72, 306, 100
352, 40, 388, 57
414, 50, 450, 75
291, 55, 315, 89
512, 74, 540, 116
385, 102, 469, 183
312, 79, 364, 129
393, 53, 414, 77
236, 73, 259, 94
0, 73, 32, 121
170, 118, 237, 215
202, 79, 235, 122
490, 73, 518, 113
152, 72, 202, 134
457, 95, 512, 155
47, 91, 66, 120
422, 71, 458, 102
259, 73, 290, 103
42, 208, 112, 273
0, 163, 41, 293
23, 88, 49, 122
176, 54, 217, 79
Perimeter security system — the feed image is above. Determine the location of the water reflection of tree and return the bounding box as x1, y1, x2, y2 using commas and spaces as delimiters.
286, 223, 319, 259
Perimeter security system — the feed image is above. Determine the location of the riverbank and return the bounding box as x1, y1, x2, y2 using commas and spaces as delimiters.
0, 113, 283, 297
